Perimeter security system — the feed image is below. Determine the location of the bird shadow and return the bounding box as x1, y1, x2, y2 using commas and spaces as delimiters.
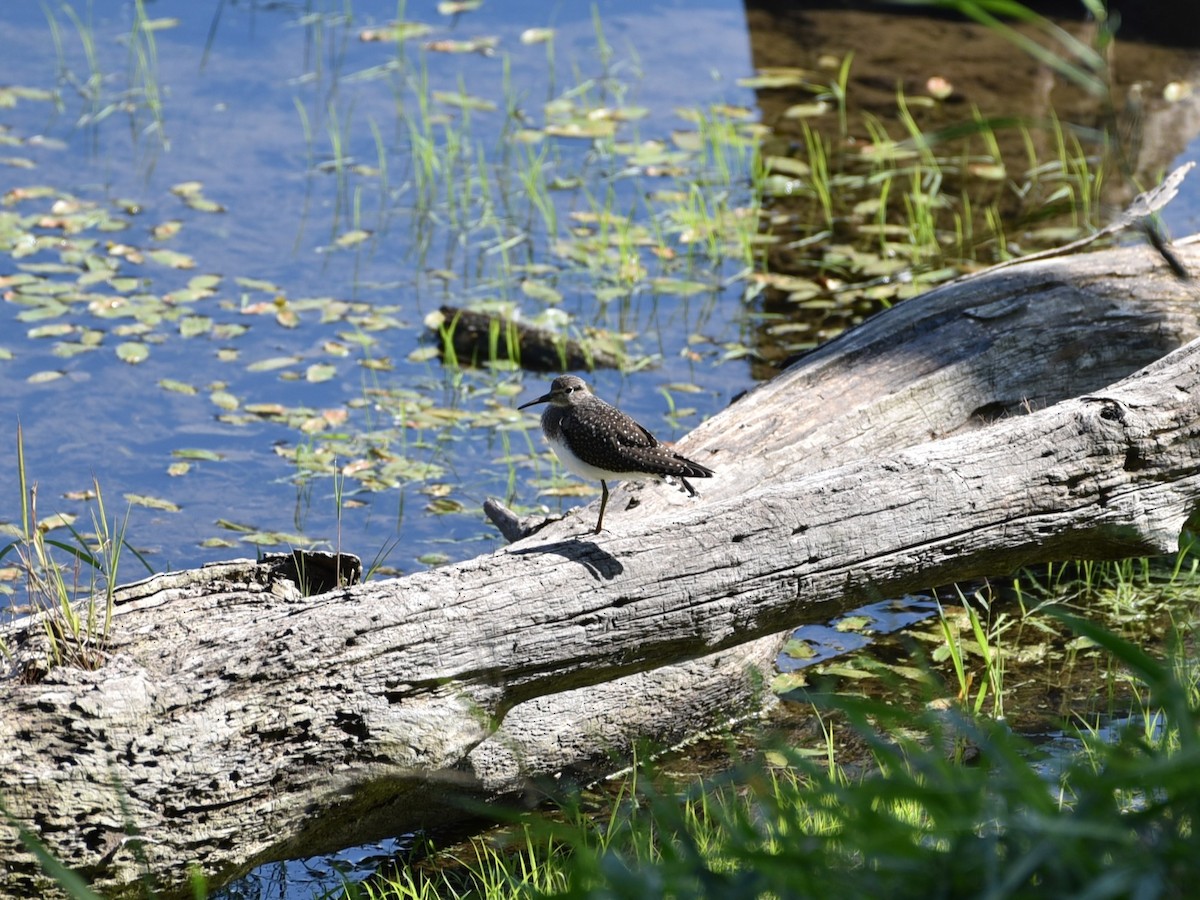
509, 537, 623, 581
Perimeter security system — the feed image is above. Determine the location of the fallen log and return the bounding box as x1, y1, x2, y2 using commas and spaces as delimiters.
430, 305, 624, 371
2, 236, 1200, 897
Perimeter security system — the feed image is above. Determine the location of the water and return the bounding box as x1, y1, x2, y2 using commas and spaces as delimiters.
0, 0, 759, 583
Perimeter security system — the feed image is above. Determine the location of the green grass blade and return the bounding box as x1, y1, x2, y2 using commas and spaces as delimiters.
0, 800, 105, 900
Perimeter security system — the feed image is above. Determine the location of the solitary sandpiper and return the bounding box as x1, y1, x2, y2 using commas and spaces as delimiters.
518, 375, 715, 534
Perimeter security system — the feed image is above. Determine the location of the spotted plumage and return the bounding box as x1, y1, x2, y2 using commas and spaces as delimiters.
518, 375, 714, 534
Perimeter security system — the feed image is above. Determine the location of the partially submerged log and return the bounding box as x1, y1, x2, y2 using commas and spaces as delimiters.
431, 305, 624, 370
3, 236, 1200, 897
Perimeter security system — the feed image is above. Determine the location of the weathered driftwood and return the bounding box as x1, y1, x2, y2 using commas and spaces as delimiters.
3, 238, 1200, 897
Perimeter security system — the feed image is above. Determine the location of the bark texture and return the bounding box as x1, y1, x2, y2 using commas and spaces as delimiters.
3, 239, 1200, 897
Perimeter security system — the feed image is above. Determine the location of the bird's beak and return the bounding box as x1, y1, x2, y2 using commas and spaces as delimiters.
518, 391, 553, 410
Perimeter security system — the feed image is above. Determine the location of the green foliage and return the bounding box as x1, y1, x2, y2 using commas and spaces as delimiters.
354, 615, 1200, 900
0, 423, 148, 672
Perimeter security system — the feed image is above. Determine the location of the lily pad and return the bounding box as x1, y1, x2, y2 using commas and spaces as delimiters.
27, 323, 75, 339
146, 248, 196, 269
179, 316, 212, 338
334, 229, 372, 248
124, 493, 181, 512
433, 90, 496, 112
306, 363, 337, 383
247, 356, 301, 373
172, 448, 224, 461
359, 22, 433, 42
116, 341, 150, 364
27, 370, 64, 384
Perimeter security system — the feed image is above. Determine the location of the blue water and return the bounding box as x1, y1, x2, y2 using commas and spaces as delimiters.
0, 0, 759, 580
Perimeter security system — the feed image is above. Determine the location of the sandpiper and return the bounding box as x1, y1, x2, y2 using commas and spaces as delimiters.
518, 375, 714, 534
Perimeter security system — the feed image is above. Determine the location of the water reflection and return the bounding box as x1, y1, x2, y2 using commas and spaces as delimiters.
211, 836, 410, 900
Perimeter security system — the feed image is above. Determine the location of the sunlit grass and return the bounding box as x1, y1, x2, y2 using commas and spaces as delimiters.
0, 424, 150, 674
350, 608, 1200, 899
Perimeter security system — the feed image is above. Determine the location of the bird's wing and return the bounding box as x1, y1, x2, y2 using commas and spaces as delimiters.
562, 404, 661, 451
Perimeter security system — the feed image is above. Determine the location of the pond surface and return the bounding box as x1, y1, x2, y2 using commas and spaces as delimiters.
0, 0, 760, 587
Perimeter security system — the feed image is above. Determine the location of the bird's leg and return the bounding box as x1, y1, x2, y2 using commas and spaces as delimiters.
594, 480, 610, 534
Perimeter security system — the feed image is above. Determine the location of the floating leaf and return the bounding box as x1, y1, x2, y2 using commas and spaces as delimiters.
244, 403, 287, 417
186, 196, 225, 213
425, 37, 499, 54
0, 85, 57, 106
764, 155, 811, 178
212, 323, 248, 341
124, 493, 181, 512
53, 342, 96, 359
152, 220, 183, 240
171, 181, 225, 213
246, 356, 300, 373
234, 276, 280, 292
210, 390, 239, 410
359, 22, 433, 42
737, 69, 812, 89
140, 17, 180, 31
172, 448, 224, 461
146, 248, 196, 269
237, 530, 306, 546
334, 229, 371, 248
670, 130, 704, 152
188, 274, 222, 291
521, 279, 563, 304
433, 90, 496, 112
783, 101, 830, 119
27, 370, 64, 384
116, 341, 149, 364
407, 346, 440, 363
167, 462, 191, 477
816, 664, 875, 680
28, 323, 75, 339
520, 27, 554, 44
37, 512, 76, 533
781, 638, 817, 660
649, 277, 709, 296
306, 363, 337, 383
770, 671, 808, 694
215, 518, 257, 533
544, 120, 616, 139
179, 316, 212, 338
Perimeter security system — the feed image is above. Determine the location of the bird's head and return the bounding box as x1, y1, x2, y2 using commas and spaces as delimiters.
518, 374, 591, 409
